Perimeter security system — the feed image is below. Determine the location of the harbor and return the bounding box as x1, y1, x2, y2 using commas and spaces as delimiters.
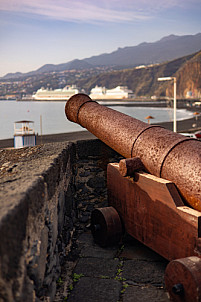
1, 96, 201, 140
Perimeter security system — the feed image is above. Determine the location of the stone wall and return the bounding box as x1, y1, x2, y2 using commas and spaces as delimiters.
0, 139, 121, 302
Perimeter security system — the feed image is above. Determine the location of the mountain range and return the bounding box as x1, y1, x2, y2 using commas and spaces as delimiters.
2, 33, 201, 79
84, 33, 201, 67
76, 50, 201, 98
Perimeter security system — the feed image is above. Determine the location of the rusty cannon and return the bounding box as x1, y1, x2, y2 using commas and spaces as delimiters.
65, 93, 201, 301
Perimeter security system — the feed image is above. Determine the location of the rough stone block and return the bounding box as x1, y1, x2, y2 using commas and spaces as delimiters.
68, 277, 122, 302
0, 139, 122, 301
120, 238, 166, 262
122, 285, 169, 302
74, 257, 119, 278
122, 260, 166, 286
77, 233, 118, 259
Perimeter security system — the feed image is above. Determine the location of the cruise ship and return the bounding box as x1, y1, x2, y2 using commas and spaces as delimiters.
32, 85, 81, 101
89, 85, 135, 99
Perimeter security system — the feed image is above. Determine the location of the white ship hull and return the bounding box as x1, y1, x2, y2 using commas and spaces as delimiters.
89, 85, 135, 100
32, 85, 81, 101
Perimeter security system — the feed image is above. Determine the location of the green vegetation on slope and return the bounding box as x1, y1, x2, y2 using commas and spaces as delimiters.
78, 52, 198, 97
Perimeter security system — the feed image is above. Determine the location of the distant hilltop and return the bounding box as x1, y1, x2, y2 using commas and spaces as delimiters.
2, 33, 201, 79
79, 50, 201, 99
1, 37, 201, 100
84, 33, 201, 67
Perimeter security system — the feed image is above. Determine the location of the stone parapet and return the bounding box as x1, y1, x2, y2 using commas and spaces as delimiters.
0, 139, 121, 301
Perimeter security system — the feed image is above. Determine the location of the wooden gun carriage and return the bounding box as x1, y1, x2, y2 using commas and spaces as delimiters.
65, 94, 201, 301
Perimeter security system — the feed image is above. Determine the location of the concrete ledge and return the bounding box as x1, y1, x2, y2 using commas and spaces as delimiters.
0, 139, 121, 301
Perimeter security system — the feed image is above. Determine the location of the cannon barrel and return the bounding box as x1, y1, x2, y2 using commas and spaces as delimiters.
65, 93, 201, 211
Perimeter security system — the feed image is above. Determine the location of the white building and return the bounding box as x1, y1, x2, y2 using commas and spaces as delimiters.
14, 121, 36, 148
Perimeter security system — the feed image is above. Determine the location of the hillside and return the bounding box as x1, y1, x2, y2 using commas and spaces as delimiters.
77, 52, 200, 97
2, 59, 94, 80
2, 33, 201, 80
84, 33, 201, 67
166, 51, 201, 97
1, 50, 201, 99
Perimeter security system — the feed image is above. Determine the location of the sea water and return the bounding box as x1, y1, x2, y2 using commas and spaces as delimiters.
0, 100, 194, 140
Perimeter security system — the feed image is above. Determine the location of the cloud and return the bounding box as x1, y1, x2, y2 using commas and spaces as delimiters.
0, 0, 152, 23
0, 0, 199, 23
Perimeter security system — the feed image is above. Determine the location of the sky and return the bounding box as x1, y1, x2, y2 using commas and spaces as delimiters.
0, 0, 201, 77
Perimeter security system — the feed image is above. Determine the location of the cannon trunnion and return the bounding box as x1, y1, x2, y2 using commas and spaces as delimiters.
65, 94, 201, 301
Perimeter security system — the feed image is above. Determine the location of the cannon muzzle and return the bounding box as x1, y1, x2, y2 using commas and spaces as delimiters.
65, 93, 201, 211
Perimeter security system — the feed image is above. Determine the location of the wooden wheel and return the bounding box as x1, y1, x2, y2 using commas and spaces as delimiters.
91, 207, 122, 247
165, 256, 201, 301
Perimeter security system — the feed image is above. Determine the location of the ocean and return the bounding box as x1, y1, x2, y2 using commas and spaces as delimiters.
0, 100, 194, 140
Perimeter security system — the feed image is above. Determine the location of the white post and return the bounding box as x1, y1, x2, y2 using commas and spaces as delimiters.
158, 77, 177, 133
40, 115, 43, 144
173, 77, 177, 133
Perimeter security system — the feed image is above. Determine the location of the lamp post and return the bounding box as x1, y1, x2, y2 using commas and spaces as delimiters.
158, 77, 177, 132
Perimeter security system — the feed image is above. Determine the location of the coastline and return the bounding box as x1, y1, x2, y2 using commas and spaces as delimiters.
1, 98, 201, 148
0, 131, 96, 149
0, 115, 200, 149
